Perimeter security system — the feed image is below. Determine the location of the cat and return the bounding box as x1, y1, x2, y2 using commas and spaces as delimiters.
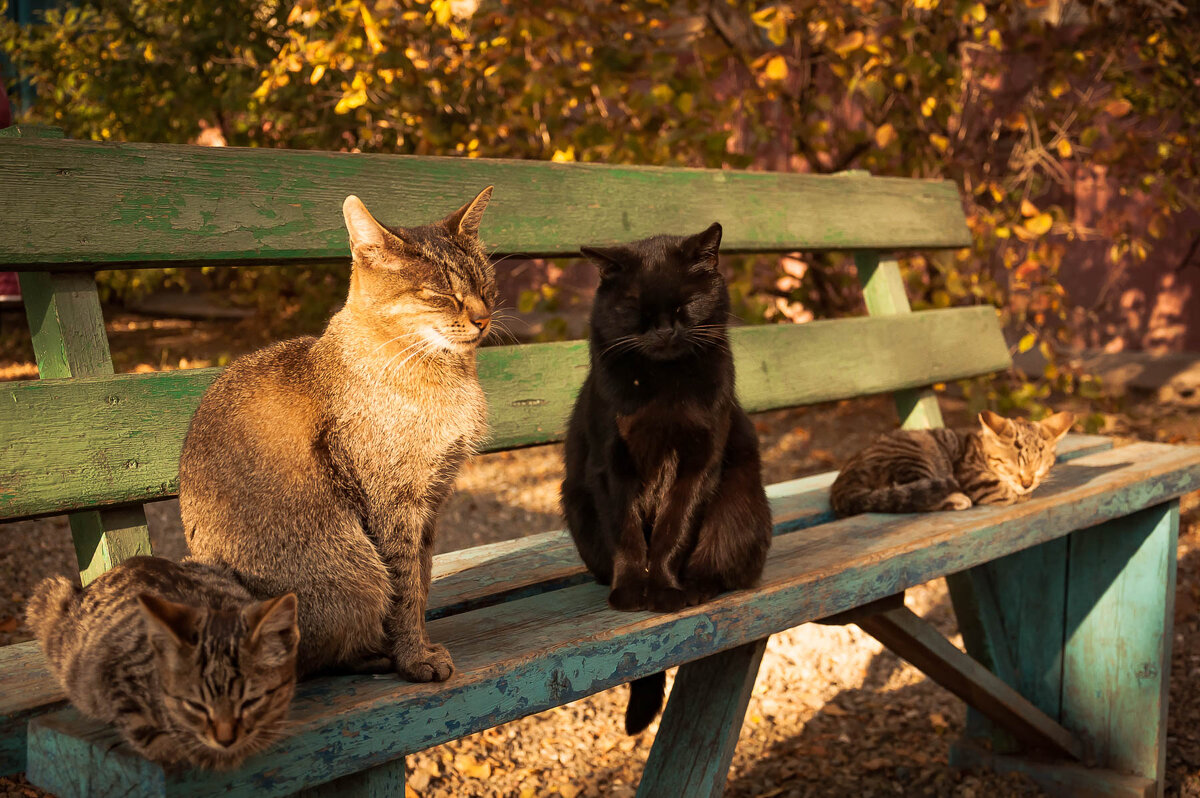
830, 410, 1075, 517
179, 188, 496, 682
26, 556, 297, 771
561, 223, 773, 734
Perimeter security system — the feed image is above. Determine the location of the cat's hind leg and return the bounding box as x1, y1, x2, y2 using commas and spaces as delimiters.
683, 414, 772, 606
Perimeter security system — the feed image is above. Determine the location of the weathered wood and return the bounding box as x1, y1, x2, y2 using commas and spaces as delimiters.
0, 138, 972, 270
857, 607, 1084, 760
1062, 501, 1178, 794
951, 740, 1156, 798
0, 433, 1119, 777
24, 441, 1200, 797
295, 757, 406, 798
0, 307, 1011, 521
637, 639, 769, 798
814, 592, 906, 626
17, 270, 153, 583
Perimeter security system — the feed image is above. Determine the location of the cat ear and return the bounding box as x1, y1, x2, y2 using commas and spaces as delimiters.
978, 410, 1016, 441
342, 195, 401, 255
137, 594, 201, 648
1039, 411, 1074, 443
245, 594, 299, 667
581, 245, 630, 280
442, 186, 494, 238
690, 222, 723, 267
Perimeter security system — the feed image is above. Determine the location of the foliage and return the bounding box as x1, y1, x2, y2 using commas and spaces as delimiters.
4, 0, 1199, 409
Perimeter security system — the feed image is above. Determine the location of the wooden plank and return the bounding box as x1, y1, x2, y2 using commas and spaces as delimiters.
0, 307, 1010, 521
952, 740, 1156, 798
17, 270, 152, 583
857, 607, 1084, 760
296, 758, 406, 798
637, 639, 769, 797
0, 433, 1125, 776
23, 441, 1200, 797
1062, 501, 1178, 793
0, 138, 971, 270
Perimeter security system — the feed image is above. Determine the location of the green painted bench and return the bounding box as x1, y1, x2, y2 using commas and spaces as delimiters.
1, 126, 1197, 798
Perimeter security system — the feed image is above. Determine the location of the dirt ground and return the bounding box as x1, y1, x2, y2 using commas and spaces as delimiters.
2, 309, 1199, 797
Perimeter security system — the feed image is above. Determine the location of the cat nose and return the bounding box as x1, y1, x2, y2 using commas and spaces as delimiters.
212, 720, 237, 746
1021, 476, 1034, 489
469, 313, 490, 332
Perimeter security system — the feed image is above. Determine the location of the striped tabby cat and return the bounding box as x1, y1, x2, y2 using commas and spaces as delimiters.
26, 556, 298, 770
830, 410, 1074, 517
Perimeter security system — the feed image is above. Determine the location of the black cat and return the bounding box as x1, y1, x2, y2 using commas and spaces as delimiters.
561, 223, 772, 734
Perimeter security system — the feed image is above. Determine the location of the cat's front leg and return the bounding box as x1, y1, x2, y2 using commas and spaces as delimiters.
379, 513, 454, 682
608, 508, 649, 611
644, 473, 706, 613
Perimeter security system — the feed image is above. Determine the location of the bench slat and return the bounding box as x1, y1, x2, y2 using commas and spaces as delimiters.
0, 138, 971, 270
25, 440, 1200, 798
0, 307, 1009, 521
0, 433, 1113, 776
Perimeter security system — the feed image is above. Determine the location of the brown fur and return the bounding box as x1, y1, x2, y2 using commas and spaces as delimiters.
179, 188, 496, 681
830, 411, 1075, 517
26, 557, 297, 770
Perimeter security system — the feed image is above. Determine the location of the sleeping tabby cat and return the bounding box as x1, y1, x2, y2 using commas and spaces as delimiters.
26, 557, 298, 770
830, 410, 1074, 517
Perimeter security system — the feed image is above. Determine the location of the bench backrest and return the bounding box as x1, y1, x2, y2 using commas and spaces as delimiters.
0, 130, 1009, 562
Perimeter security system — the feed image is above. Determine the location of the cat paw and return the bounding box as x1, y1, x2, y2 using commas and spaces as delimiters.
938, 492, 973, 511
395, 644, 455, 683
646, 586, 688, 613
608, 584, 647, 612
683, 583, 721, 607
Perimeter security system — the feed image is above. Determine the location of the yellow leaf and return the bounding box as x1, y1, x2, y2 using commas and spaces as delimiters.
768, 16, 788, 46
1018, 332, 1036, 353
921, 96, 937, 117
309, 64, 326, 85
431, 0, 451, 26
1056, 138, 1072, 158
334, 88, 367, 114
764, 55, 788, 81
551, 146, 575, 163
969, 2, 986, 22
874, 123, 896, 148
1104, 98, 1132, 117
1024, 212, 1053, 236
834, 31, 864, 57
1020, 198, 1038, 217
929, 133, 949, 152
360, 4, 384, 55
287, 3, 303, 24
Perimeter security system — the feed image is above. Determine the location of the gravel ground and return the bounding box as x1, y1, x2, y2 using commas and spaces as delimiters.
2, 311, 1199, 797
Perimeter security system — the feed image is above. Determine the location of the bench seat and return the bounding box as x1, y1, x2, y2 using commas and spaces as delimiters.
0, 434, 1114, 775
25, 438, 1200, 798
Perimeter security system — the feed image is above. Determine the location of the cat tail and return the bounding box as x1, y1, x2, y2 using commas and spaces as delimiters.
832, 477, 960, 516
26, 575, 82, 664
625, 671, 666, 735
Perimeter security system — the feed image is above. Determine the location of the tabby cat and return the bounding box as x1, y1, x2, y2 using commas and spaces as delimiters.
26, 557, 298, 770
830, 410, 1075, 517
562, 223, 772, 734
180, 189, 495, 682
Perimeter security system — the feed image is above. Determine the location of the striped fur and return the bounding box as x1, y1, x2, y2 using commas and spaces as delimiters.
26, 557, 298, 770
830, 411, 1074, 517
180, 189, 495, 682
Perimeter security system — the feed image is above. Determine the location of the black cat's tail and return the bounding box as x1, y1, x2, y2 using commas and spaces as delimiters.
832, 476, 960, 516
625, 671, 666, 734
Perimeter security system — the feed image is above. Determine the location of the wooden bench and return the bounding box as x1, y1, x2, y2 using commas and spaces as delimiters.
1, 126, 1197, 797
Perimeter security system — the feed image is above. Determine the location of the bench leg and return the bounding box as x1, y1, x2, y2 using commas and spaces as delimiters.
1062, 501, 1178, 792
637, 638, 767, 798
295, 756, 406, 798
949, 502, 1178, 797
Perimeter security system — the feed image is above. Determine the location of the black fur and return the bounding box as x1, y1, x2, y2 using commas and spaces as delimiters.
561, 224, 772, 734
